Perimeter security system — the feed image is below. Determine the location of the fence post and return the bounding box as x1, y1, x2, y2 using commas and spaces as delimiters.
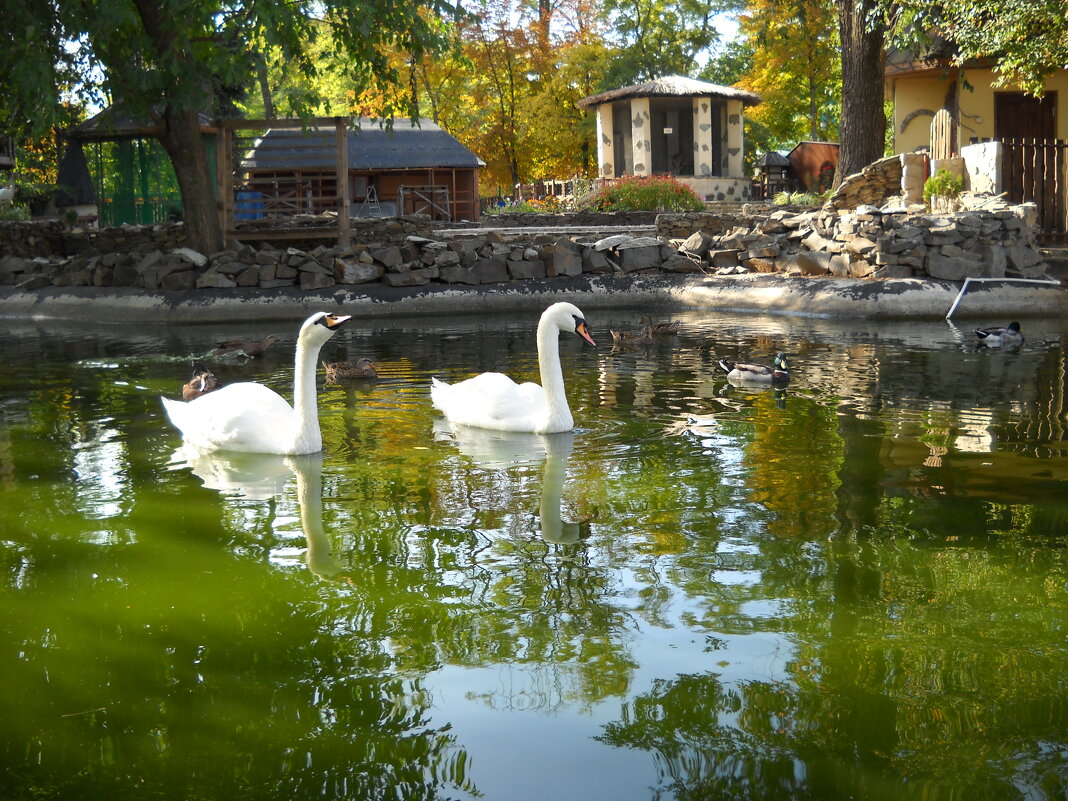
335, 117, 350, 248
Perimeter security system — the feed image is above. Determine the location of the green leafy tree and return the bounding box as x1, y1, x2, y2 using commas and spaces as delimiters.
523, 40, 611, 180
601, 0, 742, 85
737, 0, 840, 146
0, 0, 452, 254
699, 37, 755, 87
892, 0, 1068, 97
454, 1, 537, 190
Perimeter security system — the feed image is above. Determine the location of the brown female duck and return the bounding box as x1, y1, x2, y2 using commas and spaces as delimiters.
323, 358, 378, 381
212, 334, 280, 357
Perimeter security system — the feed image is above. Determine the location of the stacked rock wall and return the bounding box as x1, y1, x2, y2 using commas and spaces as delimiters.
0, 215, 432, 259
826, 155, 904, 211
479, 210, 659, 228
670, 194, 1048, 280
0, 195, 1052, 294
0, 220, 188, 258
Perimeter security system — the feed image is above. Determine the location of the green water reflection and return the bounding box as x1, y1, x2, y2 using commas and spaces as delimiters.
0, 310, 1065, 800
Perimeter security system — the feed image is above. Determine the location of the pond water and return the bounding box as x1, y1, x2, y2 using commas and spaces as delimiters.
1, 305, 1066, 801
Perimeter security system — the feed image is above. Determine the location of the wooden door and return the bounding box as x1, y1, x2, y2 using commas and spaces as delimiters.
995, 92, 1056, 140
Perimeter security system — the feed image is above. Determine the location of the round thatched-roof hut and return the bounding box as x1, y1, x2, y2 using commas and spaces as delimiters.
579, 75, 761, 203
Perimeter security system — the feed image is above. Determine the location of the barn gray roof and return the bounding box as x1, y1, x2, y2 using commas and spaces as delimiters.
578, 75, 760, 110
241, 119, 484, 171
70, 106, 214, 140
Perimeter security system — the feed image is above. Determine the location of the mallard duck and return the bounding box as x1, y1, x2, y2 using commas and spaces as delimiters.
610, 327, 652, 345
640, 315, 680, 335
181, 364, 220, 401
975, 321, 1023, 348
162, 312, 351, 454
212, 334, 280, 357
719, 352, 790, 384
430, 302, 597, 433
323, 357, 378, 381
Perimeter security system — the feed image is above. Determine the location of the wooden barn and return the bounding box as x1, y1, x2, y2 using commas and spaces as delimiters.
226, 117, 483, 227
787, 141, 839, 194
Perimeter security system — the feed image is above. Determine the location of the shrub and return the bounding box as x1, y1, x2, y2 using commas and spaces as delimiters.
0, 204, 30, 221
579, 175, 705, 212
772, 190, 826, 207
484, 196, 566, 215
923, 169, 963, 205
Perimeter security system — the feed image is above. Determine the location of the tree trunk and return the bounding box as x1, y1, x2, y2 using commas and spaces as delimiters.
255, 51, 274, 119
157, 107, 224, 254
809, 74, 819, 140
834, 0, 886, 187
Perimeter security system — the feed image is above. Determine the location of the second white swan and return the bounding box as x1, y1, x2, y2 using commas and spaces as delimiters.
162, 311, 351, 454
430, 302, 596, 433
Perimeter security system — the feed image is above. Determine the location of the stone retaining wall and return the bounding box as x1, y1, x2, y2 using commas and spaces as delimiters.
0, 214, 432, 258
0, 194, 1052, 294
0, 220, 188, 258
671, 193, 1048, 280
479, 210, 659, 228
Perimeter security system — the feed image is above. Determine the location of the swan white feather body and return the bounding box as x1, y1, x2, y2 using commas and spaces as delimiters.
161, 312, 350, 454
430, 302, 596, 433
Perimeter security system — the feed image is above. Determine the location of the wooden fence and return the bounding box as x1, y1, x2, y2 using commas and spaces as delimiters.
1001, 138, 1068, 244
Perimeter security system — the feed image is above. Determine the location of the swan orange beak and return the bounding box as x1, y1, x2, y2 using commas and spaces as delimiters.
576, 321, 596, 348
323, 314, 352, 329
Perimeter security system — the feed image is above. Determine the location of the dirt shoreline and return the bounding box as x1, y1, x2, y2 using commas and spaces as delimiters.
1, 272, 1065, 325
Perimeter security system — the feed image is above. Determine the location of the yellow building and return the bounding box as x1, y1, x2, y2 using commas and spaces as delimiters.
885, 42, 1066, 154
885, 40, 1067, 241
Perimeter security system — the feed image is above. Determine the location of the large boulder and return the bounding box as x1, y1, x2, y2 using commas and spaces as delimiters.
334, 257, 384, 285
550, 237, 584, 277
472, 255, 510, 284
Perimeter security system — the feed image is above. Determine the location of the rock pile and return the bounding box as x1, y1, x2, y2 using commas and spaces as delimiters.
826, 154, 904, 211
669, 193, 1049, 280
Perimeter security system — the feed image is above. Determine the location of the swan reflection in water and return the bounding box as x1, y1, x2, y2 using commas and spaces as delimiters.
168, 445, 346, 579
433, 421, 584, 545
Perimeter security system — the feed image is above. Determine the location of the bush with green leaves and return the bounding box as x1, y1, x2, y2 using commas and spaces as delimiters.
772, 190, 826, 207
0, 204, 30, 221
923, 169, 964, 205
579, 175, 705, 212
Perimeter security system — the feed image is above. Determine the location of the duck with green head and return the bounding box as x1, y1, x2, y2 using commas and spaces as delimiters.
975, 321, 1023, 348
719, 353, 790, 384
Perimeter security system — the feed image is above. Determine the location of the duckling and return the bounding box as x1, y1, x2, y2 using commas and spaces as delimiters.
719, 352, 790, 384
212, 334, 280, 358
181, 364, 220, 401
975, 321, 1023, 348
323, 357, 378, 381
640, 315, 680, 335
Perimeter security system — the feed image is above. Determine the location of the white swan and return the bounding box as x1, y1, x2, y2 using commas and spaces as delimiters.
430, 301, 596, 433
161, 311, 351, 454
433, 421, 581, 544
169, 447, 345, 579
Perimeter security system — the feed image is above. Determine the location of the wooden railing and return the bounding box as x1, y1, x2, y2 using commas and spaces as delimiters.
1001, 138, 1068, 244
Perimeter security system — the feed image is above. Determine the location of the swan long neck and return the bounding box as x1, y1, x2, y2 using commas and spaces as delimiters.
290, 336, 324, 452
537, 314, 571, 429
